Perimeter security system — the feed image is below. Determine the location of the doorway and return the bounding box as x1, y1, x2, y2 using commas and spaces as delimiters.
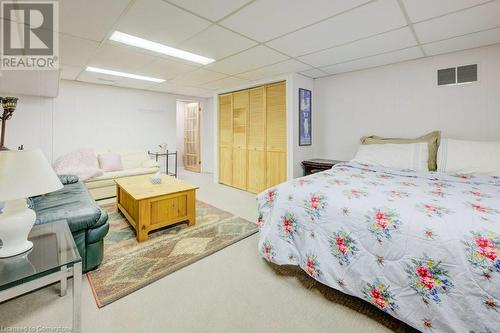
177, 101, 201, 173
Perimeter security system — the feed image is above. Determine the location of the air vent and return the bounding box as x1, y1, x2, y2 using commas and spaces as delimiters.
437, 64, 477, 86
437, 68, 456, 86
457, 64, 477, 83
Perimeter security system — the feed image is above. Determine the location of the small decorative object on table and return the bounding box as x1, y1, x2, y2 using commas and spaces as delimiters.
158, 143, 168, 153
150, 171, 162, 184
302, 158, 345, 176
0, 96, 19, 151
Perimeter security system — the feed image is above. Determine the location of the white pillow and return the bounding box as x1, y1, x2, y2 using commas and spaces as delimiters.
353, 143, 429, 171
437, 139, 500, 176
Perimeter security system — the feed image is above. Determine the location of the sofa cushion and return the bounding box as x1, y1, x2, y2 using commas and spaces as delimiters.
85, 167, 159, 183
32, 181, 103, 234
98, 153, 123, 172
111, 150, 149, 169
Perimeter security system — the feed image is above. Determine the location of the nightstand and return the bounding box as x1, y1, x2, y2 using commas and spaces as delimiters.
302, 159, 345, 176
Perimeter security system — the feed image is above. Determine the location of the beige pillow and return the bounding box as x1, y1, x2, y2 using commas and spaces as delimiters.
360, 131, 441, 171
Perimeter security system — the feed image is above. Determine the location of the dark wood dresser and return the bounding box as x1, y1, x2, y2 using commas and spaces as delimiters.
301, 159, 345, 176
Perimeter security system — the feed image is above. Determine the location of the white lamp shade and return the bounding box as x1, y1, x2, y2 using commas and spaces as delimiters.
0, 149, 63, 201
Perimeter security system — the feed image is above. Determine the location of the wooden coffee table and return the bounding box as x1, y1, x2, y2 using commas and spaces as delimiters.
115, 174, 199, 242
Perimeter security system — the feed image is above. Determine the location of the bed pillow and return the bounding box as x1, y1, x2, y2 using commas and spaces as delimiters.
437, 139, 500, 176
360, 131, 440, 171
353, 143, 429, 171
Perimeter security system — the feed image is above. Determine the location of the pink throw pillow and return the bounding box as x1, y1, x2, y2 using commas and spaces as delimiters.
98, 153, 123, 172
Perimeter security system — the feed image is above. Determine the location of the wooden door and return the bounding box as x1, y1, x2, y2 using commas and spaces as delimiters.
266, 82, 287, 188
184, 102, 201, 172
219, 94, 233, 185
247, 87, 266, 193
232, 90, 249, 190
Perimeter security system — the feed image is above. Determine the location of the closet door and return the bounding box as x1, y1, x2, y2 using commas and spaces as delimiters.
219, 94, 233, 185
266, 82, 287, 188
247, 87, 266, 193
232, 90, 249, 190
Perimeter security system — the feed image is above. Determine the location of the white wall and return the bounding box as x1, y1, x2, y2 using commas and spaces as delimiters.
314, 43, 500, 161
5, 80, 214, 173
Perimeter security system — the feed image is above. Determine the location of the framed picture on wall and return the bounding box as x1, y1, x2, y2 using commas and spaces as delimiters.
299, 88, 312, 146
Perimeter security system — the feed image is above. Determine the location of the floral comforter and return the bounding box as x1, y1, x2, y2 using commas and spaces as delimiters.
257, 163, 500, 332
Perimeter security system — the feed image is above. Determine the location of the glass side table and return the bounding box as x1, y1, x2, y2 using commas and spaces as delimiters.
0, 220, 82, 333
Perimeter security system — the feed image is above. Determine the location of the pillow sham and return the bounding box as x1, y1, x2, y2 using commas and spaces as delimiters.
437, 139, 500, 176
353, 143, 429, 171
360, 131, 440, 171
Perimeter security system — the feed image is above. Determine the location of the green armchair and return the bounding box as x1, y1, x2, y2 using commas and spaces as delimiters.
30, 175, 109, 272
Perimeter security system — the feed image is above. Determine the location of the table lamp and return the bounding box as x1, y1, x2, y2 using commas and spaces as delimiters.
0, 149, 63, 258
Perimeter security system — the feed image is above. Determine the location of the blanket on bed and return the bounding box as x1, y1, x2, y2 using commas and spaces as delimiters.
257, 162, 500, 332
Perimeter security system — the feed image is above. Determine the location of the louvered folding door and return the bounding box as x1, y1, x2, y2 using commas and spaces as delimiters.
265, 82, 287, 188
218, 94, 233, 185
218, 82, 286, 193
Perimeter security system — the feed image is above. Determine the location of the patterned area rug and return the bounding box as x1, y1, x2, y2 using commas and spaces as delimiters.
269, 264, 419, 333
87, 201, 258, 307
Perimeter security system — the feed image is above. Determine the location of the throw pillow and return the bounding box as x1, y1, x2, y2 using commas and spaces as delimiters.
98, 153, 123, 172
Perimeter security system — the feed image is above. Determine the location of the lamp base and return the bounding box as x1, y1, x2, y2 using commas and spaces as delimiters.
0, 199, 36, 258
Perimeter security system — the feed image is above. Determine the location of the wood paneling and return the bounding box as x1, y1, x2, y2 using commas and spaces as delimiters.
219, 94, 233, 185
247, 87, 266, 193
266, 82, 287, 187
218, 81, 286, 193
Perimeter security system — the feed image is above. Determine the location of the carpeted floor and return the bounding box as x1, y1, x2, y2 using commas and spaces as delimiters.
270, 265, 418, 333
87, 201, 258, 307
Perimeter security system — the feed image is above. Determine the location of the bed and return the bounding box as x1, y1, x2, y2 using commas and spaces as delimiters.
257, 162, 500, 332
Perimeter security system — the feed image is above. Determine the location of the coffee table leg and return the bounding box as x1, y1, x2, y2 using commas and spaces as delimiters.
60, 265, 67, 297
73, 261, 82, 333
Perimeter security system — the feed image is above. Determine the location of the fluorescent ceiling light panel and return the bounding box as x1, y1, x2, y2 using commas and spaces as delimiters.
85, 66, 165, 83
110, 31, 215, 65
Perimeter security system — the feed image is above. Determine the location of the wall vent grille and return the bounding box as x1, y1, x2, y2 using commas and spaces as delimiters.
438, 64, 477, 86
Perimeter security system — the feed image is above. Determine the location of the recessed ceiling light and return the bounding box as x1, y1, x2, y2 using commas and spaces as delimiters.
110, 31, 215, 65
85, 66, 165, 83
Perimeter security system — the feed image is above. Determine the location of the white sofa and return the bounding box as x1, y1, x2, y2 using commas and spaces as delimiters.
85, 150, 159, 200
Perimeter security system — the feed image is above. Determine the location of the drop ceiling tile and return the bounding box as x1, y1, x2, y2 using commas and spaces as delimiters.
170, 69, 227, 85
59, 64, 82, 80
137, 58, 198, 81
206, 46, 288, 75
178, 25, 257, 60
321, 46, 424, 75
200, 76, 249, 90
168, 0, 252, 21
173, 86, 214, 98
402, 0, 489, 23
88, 43, 157, 72
423, 27, 500, 56
299, 68, 330, 78
414, 1, 500, 43
115, 0, 211, 46
148, 81, 183, 93
237, 59, 311, 81
58, 0, 130, 41
77, 71, 119, 86
115, 78, 158, 90
266, 0, 406, 57
299, 27, 416, 67
220, 0, 371, 42
59, 34, 100, 67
